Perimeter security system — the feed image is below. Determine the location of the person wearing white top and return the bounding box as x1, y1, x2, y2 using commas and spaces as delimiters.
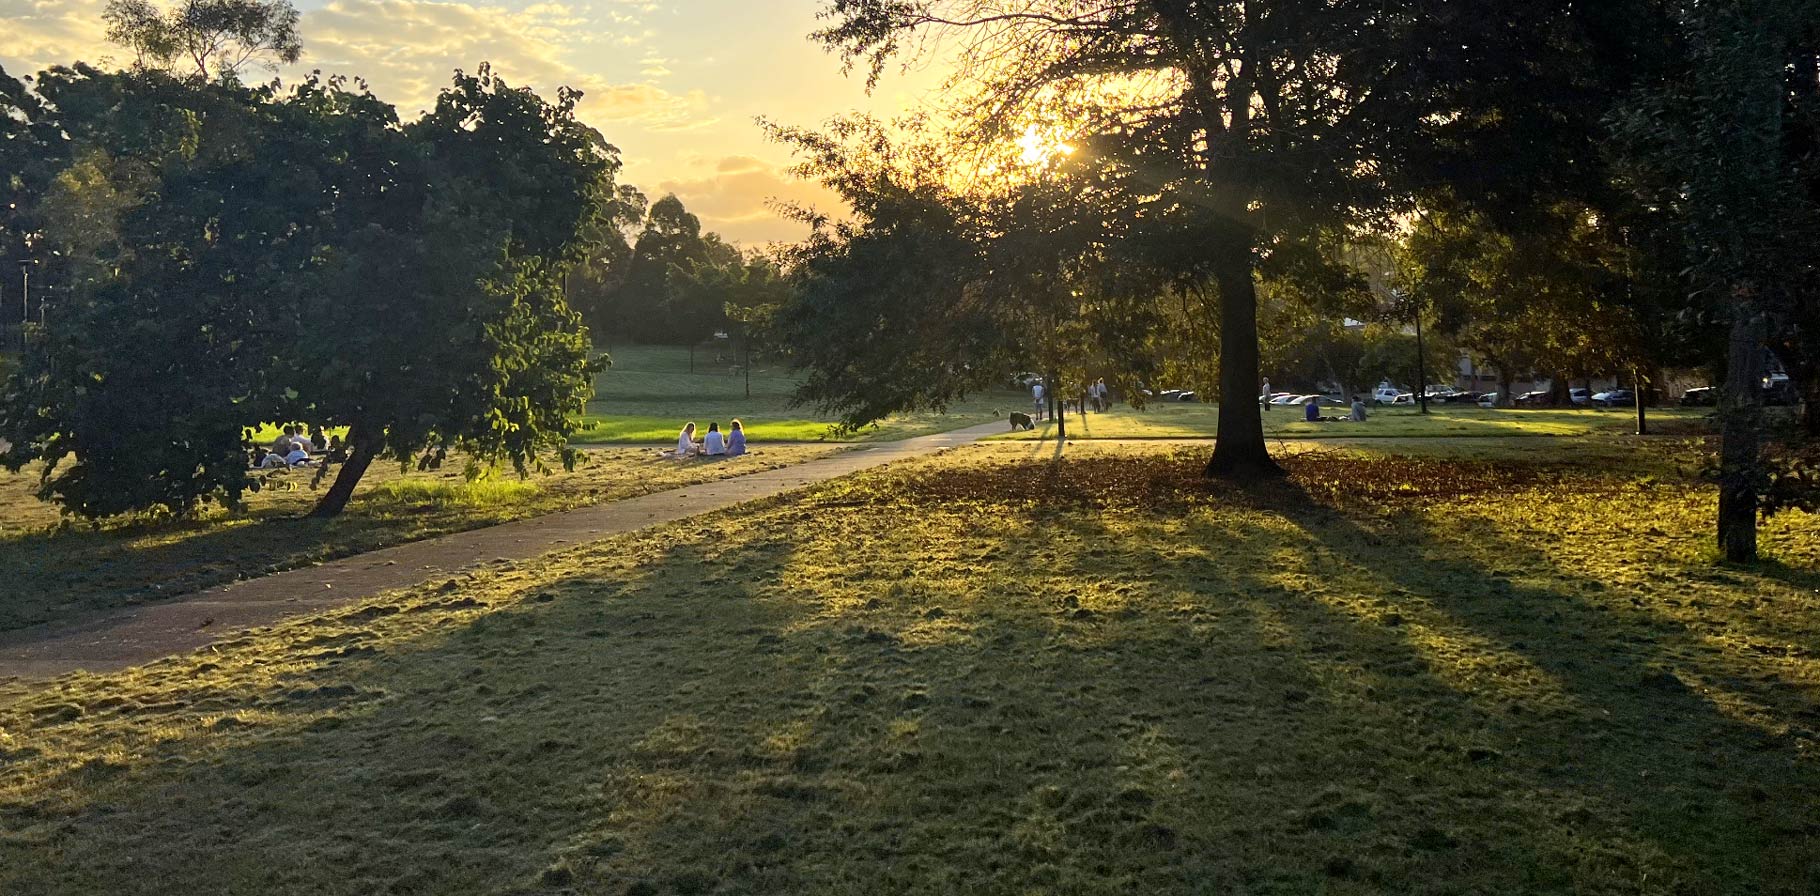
703, 422, 726, 455
675, 422, 699, 457
1032, 380, 1046, 420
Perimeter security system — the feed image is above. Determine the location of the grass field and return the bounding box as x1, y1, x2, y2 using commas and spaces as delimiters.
0, 445, 840, 633
990, 402, 1715, 441
2, 440, 1813, 894
577, 345, 1029, 442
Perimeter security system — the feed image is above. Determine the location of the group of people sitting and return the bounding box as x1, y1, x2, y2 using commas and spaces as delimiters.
669, 420, 747, 458
252, 424, 347, 469
1299, 395, 1372, 423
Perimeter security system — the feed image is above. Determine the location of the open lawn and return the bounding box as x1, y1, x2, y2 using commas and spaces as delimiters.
1, 441, 1813, 894
577, 345, 1030, 443
991, 402, 1715, 441
0, 445, 841, 633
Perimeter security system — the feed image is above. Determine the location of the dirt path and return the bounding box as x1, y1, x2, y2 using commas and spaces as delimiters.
0, 422, 1009, 680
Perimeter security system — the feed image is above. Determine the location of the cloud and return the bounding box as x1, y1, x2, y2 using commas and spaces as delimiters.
0, 0, 708, 128
0, 0, 113, 73
651, 155, 846, 246
301, 0, 706, 127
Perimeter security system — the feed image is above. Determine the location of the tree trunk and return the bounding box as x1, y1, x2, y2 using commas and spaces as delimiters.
1802, 375, 1820, 437
1051, 370, 1066, 441
1206, 236, 1282, 478
309, 435, 379, 519
1718, 307, 1766, 562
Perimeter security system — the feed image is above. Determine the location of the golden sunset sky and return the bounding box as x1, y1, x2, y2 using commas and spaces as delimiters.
0, 0, 952, 244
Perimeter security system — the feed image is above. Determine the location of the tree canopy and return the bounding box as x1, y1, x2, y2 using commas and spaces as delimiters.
0, 63, 615, 518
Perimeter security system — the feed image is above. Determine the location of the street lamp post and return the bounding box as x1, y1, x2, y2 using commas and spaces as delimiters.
1414, 302, 1429, 415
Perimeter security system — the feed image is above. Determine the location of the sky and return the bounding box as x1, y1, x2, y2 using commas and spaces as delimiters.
0, 0, 953, 244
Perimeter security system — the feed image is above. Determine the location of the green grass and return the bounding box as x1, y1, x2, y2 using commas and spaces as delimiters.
0, 445, 842, 633
578, 344, 1027, 442
1, 440, 1814, 894
989, 401, 1715, 440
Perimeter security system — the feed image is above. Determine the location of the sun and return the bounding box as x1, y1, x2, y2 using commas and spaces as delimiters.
1016, 124, 1075, 166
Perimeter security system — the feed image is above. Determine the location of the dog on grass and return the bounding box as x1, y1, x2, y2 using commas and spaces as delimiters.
1009, 412, 1035, 431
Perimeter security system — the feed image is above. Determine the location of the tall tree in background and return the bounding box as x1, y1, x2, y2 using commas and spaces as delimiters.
812, 0, 1637, 477
103, 0, 303, 80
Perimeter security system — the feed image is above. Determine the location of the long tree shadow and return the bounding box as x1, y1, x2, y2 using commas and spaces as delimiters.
1239, 477, 1819, 892
0, 458, 1814, 895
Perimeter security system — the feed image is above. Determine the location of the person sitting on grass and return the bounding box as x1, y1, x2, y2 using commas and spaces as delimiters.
727, 419, 747, 457
703, 421, 727, 456
672, 422, 700, 458
1350, 395, 1369, 422
271, 424, 299, 457
1304, 395, 1321, 423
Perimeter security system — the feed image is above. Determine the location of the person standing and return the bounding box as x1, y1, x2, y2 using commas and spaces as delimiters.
1032, 379, 1046, 421
1093, 378, 1108, 412
1260, 377, 1272, 412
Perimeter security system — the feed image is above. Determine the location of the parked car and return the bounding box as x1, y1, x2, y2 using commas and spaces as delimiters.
1514, 390, 1552, 407
1176, 390, 1198, 402
1372, 384, 1405, 405
1592, 389, 1635, 408
1569, 387, 1591, 405
1268, 393, 1306, 406
1477, 391, 1500, 408
1389, 392, 1415, 405
1680, 386, 1718, 406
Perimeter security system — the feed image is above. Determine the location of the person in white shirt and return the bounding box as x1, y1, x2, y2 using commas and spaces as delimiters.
1032, 380, 1046, 421
703, 421, 726, 455
675, 422, 699, 458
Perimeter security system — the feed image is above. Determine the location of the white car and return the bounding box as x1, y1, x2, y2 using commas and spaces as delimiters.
1477, 392, 1499, 408
1372, 385, 1405, 405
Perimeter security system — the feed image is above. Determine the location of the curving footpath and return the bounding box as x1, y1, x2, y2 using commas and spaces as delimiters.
0, 422, 1009, 680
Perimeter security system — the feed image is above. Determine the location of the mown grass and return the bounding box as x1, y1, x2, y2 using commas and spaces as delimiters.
990, 402, 1714, 441
0, 441, 1813, 894
0, 445, 841, 633
579, 344, 1028, 443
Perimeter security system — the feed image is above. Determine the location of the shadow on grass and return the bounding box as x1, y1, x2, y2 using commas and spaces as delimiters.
0, 456, 1815, 895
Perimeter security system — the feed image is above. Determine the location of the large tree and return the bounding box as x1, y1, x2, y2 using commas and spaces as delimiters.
810, 0, 1642, 476
0, 65, 613, 519
103, 0, 303, 81
1611, 1, 1820, 561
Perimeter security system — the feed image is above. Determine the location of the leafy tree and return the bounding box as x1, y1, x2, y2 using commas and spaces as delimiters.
0, 65, 613, 519
1399, 203, 1653, 406
672, 251, 792, 397
810, 0, 1643, 477
593, 194, 742, 346
298, 66, 615, 516
774, 125, 1011, 430
103, 0, 303, 81
1611, 1, 1820, 561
